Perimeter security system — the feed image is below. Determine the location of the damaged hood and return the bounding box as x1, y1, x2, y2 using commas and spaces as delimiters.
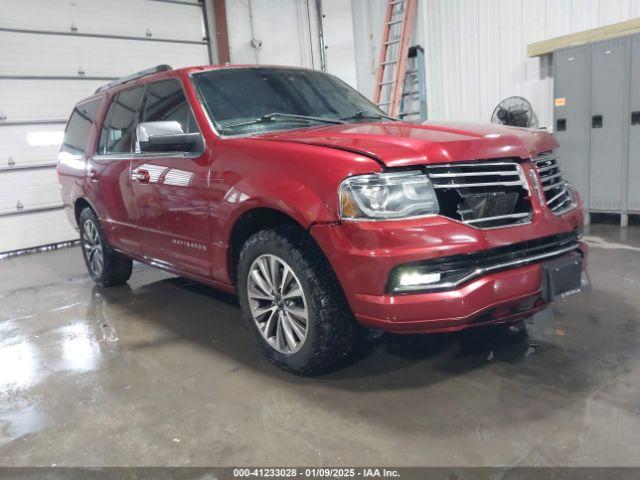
260, 121, 558, 167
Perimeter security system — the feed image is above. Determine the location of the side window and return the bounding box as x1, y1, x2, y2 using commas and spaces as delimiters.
61, 98, 102, 155
141, 79, 198, 134
99, 86, 144, 155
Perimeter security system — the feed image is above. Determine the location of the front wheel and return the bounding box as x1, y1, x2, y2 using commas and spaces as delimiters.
79, 207, 132, 287
237, 226, 358, 375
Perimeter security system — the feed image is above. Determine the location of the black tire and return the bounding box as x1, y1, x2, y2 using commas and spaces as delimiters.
237, 226, 359, 375
78, 207, 132, 287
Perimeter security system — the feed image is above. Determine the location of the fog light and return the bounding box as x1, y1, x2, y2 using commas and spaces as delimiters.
398, 271, 441, 288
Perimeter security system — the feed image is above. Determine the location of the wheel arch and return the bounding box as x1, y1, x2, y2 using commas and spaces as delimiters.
227, 207, 311, 284
74, 197, 95, 223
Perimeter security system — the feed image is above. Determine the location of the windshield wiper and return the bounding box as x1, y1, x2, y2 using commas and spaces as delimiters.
339, 111, 397, 122
222, 112, 346, 130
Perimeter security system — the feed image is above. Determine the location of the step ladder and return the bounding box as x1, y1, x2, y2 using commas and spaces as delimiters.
399, 45, 427, 120
373, 0, 426, 121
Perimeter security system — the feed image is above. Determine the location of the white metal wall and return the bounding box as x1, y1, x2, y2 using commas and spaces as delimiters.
352, 0, 387, 99
421, 0, 640, 129
224, 0, 357, 86
225, 0, 321, 68
0, 0, 210, 253
322, 0, 358, 88
352, 0, 640, 128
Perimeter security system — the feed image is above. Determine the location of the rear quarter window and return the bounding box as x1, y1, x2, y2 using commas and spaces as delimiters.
60, 98, 102, 156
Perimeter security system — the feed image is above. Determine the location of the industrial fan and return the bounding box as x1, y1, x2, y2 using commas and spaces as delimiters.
491, 96, 539, 129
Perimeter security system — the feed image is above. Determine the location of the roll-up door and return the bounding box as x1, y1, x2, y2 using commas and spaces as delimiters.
0, 0, 210, 253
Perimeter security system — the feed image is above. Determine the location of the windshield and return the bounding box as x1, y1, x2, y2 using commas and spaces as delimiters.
191, 67, 389, 135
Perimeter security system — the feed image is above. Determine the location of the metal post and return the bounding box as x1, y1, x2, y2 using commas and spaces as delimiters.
415, 45, 427, 120
212, 0, 231, 64
203, 0, 218, 64
315, 0, 327, 72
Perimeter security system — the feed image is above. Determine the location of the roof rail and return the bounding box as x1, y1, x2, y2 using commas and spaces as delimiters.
94, 64, 172, 93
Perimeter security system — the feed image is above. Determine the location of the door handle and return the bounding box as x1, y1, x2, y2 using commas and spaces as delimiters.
87, 168, 99, 182
134, 168, 150, 184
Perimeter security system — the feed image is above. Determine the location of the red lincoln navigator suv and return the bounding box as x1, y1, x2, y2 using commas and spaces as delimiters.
58, 64, 587, 374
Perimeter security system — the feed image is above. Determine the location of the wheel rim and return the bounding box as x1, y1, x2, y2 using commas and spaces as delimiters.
82, 219, 104, 276
247, 254, 308, 355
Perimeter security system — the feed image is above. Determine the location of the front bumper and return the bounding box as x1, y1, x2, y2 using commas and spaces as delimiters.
310, 205, 586, 333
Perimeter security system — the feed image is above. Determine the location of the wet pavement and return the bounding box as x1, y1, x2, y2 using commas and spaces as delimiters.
0, 224, 639, 466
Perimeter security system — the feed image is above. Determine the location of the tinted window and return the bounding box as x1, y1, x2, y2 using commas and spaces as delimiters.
192, 68, 383, 135
99, 86, 144, 154
142, 79, 198, 134
61, 98, 102, 155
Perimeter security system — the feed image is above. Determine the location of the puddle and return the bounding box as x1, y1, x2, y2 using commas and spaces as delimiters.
0, 405, 50, 442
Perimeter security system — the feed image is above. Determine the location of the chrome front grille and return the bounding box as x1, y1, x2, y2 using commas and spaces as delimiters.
533, 152, 575, 215
426, 161, 532, 228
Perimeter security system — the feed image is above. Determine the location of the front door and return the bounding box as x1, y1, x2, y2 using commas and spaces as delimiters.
130, 78, 211, 277
86, 86, 145, 256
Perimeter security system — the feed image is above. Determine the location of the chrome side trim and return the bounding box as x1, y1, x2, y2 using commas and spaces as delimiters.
132, 152, 187, 159
394, 242, 581, 293
91, 154, 132, 161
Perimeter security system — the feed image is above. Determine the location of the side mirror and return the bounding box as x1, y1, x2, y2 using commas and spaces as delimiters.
136, 121, 201, 153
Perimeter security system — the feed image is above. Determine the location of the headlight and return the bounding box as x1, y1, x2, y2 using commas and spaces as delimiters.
339, 171, 439, 220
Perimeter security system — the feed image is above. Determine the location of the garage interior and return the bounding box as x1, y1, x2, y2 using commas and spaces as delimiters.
1, 0, 640, 470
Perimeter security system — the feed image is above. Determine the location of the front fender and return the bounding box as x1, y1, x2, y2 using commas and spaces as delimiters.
208, 137, 382, 283
211, 137, 382, 238
209, 174, 335, 284
223, 175, 335, 231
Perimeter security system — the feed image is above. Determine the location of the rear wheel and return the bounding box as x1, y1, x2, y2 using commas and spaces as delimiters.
79, 207, 132, 286
237, 226, 358, 375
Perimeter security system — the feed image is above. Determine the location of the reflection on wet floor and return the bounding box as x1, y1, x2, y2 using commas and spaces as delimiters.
0, 224, 639, 466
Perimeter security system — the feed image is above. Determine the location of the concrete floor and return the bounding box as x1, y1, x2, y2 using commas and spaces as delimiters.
0, 224, 639, 467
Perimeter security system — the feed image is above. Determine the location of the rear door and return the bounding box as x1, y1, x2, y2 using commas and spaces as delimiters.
86, 86, 144, 256
58, 96, 102, 219
130, 78, 211, 276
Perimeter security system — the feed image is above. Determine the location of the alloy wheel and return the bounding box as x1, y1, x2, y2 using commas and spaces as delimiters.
82, 219, 104, 276
247, 254, 308, 354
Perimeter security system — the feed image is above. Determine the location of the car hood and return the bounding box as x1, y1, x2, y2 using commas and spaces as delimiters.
260, 121, 557, 167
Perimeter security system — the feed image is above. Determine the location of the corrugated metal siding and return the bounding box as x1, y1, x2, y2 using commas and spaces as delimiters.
421, 0, 640, 128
